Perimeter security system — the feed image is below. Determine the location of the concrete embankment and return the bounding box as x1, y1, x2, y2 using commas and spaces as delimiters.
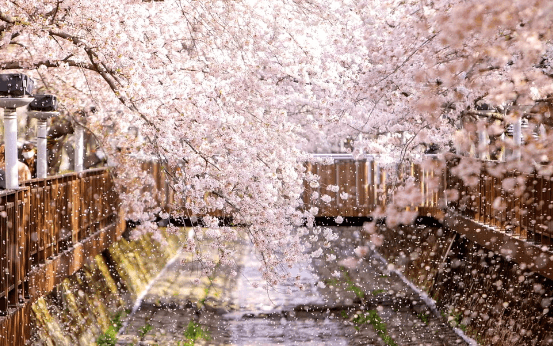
29, 229, 187, 345
377, 223, 553, 345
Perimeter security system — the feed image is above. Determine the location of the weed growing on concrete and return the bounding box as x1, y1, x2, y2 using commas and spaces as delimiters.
96, 310, 128, 346
178, 320, 211, 345
352, 310, 398, 346
325, 267, 366, 301
327, 267, 398, 345
451, 312, 467, 331
341, 268, 365, 300
347, 283, 365, 300
441, 310, 468, 332
417, 312, 430, 325
138, 323, 154, 338
372, 289, 385, 296
325, 278, 340, 286
96, 327, 117, 346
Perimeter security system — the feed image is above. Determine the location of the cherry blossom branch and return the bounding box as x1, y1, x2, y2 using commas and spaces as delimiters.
462, 110, 504, 122
43, 30, 211, 194
398, 125, 430, 168
370, 33, 437, 88
1, 59, 95, 70
45, 31, 170, 160
48, 0, 62, 25
0, 11, 15, 24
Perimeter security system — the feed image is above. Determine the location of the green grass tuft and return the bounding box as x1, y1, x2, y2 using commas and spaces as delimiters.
96, 310, 128, 346
351, 310, 398, 346
177, 321, 211, 346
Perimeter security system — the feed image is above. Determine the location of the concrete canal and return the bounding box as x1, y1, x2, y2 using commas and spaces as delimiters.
115, 227, 471, 346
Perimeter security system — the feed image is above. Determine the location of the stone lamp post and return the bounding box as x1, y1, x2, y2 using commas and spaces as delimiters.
0, 74, 34, 189
29, 95, 59, 179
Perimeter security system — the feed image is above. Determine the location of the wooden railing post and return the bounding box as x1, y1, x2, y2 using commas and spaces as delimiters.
0, 195, 7, 315
7, 192, 18, 308
20, 188, 30, 301
79, 173, 86, 240
70, 174, 79, 245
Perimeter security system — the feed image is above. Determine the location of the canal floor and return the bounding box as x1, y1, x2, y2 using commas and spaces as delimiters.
116, 227, 473, 345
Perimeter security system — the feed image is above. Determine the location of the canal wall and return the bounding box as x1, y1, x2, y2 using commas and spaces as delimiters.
25, 222, 553, 345
377, 224, 553, 346
28, 229, 187, 346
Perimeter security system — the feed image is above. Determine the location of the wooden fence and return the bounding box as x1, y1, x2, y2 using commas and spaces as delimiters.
140, 161, 173, 211
302, 154, 550, 243
23, 168, 118, 268
445, 156, 553, 246
144, 155, 553, 254
0, 189, 28, 314
138, 161, 225, 219
303, 156, 442, 218
0, 168, 119, 346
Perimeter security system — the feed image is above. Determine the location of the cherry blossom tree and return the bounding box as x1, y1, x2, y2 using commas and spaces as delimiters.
0, 0, 337, 286
2, 0, 553, 285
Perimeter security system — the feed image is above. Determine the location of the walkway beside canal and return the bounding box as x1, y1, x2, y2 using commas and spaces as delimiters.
116, 227, 473, 346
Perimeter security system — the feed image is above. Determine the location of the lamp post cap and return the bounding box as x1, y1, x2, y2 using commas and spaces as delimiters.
30, 95, 58, 112
0, 73, 34, 97
0, 97, 34, 109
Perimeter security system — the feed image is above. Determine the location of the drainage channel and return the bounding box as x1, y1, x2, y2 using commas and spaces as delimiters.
221, 245, 353, 346
116, 229, 473, 345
